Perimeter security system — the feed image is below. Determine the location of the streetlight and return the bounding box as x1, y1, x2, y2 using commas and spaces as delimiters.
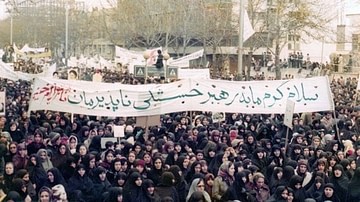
10, 14, 13, 45
143, 50, 151, 84
237, 0, 245, 81
163, 51, 170, 81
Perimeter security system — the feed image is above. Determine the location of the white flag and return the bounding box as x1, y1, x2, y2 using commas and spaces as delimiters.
244, 10, 255, 42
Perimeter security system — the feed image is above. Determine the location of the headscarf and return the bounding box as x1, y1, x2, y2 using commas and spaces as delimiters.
186, 178, 211, 202
218, 161, 235, 186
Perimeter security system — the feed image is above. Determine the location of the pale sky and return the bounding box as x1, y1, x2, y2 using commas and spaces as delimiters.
0, 0, 359, 19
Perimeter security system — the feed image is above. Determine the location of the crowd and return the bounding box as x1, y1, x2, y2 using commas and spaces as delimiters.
0, 65, 360, 202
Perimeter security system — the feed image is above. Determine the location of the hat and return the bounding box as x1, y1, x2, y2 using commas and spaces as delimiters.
48, 132, 61, 144
135, 159, 145, 168
324, 183, 334, 189
297, 159, 308, 167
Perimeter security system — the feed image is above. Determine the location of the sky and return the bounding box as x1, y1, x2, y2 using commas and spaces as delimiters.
0, 0, 359, 19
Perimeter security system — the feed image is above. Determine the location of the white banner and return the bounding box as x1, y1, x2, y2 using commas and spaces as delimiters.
168, 49, 204, 68
29, 77, 333, 117
0, 60, 56, 81
20, 44, 46, 54
178, 69, 210, 79
115, 46, 162, 73
0, 91, 5, 116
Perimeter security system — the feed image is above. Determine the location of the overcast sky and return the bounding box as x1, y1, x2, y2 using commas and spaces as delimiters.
0, 0, 359, 20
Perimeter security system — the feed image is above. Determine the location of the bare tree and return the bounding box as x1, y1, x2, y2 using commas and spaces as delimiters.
266, 0, 336, 79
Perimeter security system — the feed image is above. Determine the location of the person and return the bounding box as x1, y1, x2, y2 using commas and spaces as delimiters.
186, 178, 211, 202
221, 171, 256, 202
92, 166, 112, 201
266, 186, 289, 202
212, 161, 235, 201
52, 184, 68, 202
38, 186, 53, 202
252, 172, 270, 202
123, 172, 150, 202
68, 69, 78, 80
346, 167, 360, 201
103, 187, 123, 202
154, 171, 179, 202
315, 183, 340, 202
52, 71, 59, 79
155, 50, 163, 69
67, 164, 94, 201
143, 179, 161, 202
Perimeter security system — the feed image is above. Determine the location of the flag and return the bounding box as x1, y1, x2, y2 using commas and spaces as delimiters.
244, 9, 255, 42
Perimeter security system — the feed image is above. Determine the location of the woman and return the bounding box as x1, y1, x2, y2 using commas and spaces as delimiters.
252, 172, 270, 202
76, 143, 88, 160
76, 125, 90, 143
92, 166, 112, 202
68, 135, 78, 154
185, 161, 202, 183
44, 167, 67, 190
15, 169, 36, 200
4, 162, 15, 193
99, 150, 115, 170
52, 143, 71, 169
212, 161, 235, 202
9, 178, 32, 202
27, 129, 46, 155
104, 187, 123, 202
38, 186, 53, 202
36, 149, 53, 172
67, 164, 94, 202
154, 172, 179, 202
268, 145, 287, 168
186, 178, 211, 202
315, 183, 340, 202
269, 167, 283, 194
330, 164, 349, 201
288, 175, 306, 202
51, 184, 68, 202
306, 176, 324, 199
8, 121, 24, 143
81, 153, 97, 179
251, 147, 268, 174
204, 173, 215, 199
143, 179, 160, 202
169, 165, 188, 202
346, 167, 360, 201
4, 142, 17, 163
12, 143, 28, 171
26, 154, 47, 193
123, 172, 150, 202
266, 186, 289, 202
148, 157, 165, 186
221, 171, 256, 202
112, 172, 127, 188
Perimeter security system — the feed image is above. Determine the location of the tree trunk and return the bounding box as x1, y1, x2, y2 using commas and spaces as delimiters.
247, 50, 253, 81
275, 42, 281, 79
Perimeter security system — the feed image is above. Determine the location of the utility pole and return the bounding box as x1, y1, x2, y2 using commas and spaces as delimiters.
65, 3, 69, 67
237, 0, 245, 80
10, 14, 13, 45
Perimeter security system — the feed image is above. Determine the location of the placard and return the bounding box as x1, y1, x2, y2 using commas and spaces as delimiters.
284, 99, 295, 129
0, 91, 5, 116
113, 125, 125, 138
